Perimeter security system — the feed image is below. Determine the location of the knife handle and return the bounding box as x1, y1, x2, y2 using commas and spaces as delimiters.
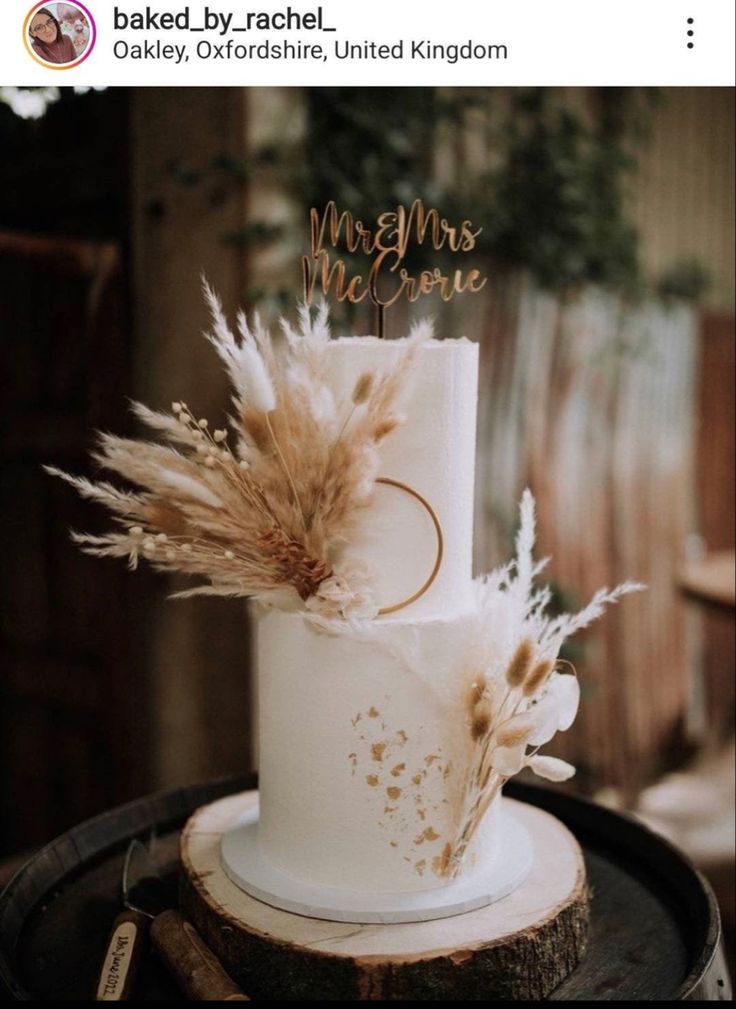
150, 908, 250, 1001
95, 907, 149, 1001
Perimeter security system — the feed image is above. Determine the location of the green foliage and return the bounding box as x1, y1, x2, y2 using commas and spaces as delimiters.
1, 87, 711, 305
479, 90, 641, 292
304, 88, 440, 220
656, 259, 711, 303
224, 221, 286, 249
302, 87, 649, 295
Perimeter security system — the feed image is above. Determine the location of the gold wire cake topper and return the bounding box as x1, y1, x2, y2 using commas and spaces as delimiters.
302, 199, 487, 339
374, 477, 444, 616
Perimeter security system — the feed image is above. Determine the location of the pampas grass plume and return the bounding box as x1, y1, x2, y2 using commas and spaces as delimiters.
47, 290, 422, 612
242, 342, 276, 413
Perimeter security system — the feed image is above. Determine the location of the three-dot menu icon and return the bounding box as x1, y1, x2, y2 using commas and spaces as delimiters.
687, 18, 694, 49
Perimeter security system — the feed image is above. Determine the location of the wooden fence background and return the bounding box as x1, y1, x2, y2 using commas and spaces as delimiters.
471, 277, 700, 798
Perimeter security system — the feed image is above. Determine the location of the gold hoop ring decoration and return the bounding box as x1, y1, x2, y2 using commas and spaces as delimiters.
375, 477, 444, 616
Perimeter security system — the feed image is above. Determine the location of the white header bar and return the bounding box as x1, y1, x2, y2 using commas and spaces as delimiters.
3, 0, 735, 86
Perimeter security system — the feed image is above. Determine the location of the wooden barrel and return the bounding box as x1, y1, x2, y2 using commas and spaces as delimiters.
0, 776, 730, 1001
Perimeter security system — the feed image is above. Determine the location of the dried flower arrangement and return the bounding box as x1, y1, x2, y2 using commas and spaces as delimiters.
48, 284, 643, 885
46, 285, 429, 619
443, 491, 643, 875
310, 486, 642, 877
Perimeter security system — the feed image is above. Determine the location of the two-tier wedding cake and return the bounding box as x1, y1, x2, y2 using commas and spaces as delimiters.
254, 336, 504, 897
49, 271, 639, 927
46, 202, 642, 994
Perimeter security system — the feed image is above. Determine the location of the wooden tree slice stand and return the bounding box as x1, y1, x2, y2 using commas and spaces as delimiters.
180, 790, 589, 1000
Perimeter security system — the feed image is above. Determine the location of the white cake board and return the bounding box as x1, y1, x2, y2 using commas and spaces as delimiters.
220, 796, 533, 924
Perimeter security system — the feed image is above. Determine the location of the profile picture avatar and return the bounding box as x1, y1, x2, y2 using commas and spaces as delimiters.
25, 1, 96, 67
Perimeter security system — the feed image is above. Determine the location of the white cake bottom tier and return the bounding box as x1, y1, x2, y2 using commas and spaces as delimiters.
256, 607, 500, 894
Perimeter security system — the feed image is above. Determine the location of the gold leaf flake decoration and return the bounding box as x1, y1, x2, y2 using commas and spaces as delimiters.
414, 827, 441, 845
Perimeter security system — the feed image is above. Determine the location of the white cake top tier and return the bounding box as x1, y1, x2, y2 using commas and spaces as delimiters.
324, 336, 478, 620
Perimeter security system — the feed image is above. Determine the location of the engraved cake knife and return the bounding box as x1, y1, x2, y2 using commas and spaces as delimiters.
95, 838, 248, 1001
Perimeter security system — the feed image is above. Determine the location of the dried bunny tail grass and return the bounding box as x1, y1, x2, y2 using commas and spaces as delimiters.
470, 704, 492, 741
372, 417, 401, 443
351, 371, 375, 405
505, 638, 534, 687
523, 658, 555, 696
468, 675, 487, 711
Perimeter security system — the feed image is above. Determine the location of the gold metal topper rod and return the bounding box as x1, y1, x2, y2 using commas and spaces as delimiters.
374, 301, 385, 340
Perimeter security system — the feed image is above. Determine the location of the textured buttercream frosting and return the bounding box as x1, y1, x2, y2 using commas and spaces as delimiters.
323, 337, 478, 620
257, 608, 500, 892
256, 334, 495, 893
